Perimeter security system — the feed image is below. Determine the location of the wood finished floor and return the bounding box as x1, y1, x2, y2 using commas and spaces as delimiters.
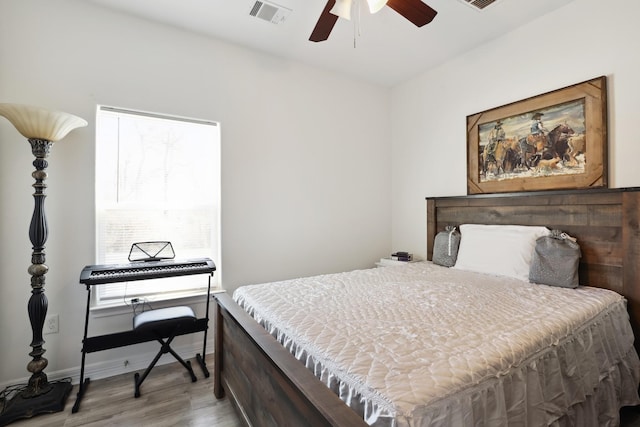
8, 355, 242, 427
7, 354, 640, 426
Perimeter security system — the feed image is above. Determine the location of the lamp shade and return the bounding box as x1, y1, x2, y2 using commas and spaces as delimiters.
0, 103, 87, 142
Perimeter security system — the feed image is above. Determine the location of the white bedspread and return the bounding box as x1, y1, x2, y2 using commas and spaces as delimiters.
234, 262, 640, 426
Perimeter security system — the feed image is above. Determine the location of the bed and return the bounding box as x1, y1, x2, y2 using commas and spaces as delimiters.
213, 187, 640, 426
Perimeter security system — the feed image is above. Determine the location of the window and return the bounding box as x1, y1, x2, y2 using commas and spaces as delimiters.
94, 106, 220, 308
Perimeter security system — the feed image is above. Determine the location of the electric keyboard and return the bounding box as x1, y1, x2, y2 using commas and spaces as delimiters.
79, 258, 216, 285
73, 256, 216, 413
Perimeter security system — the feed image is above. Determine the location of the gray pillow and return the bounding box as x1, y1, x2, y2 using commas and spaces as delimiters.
529, 230, 581, 288
433, 226, 460, 267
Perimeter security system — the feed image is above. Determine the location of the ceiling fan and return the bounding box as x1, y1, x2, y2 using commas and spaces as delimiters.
309, 0, 437, 42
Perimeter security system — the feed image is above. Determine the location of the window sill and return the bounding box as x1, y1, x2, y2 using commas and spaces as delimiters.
90, 287, 225, 318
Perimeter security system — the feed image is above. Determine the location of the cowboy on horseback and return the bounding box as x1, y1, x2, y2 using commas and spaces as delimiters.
482, 120, 507, 176
486, 120, 505, 156
530, 112, 549, 137
527, 112, 550, 151
490, 120, 506, 144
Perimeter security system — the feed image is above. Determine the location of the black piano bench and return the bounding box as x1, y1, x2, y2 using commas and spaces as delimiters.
132, 306, 198, 398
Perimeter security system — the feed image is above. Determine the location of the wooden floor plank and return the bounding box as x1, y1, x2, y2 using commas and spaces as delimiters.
8, 355, 242, 427
7, 352, 640, 426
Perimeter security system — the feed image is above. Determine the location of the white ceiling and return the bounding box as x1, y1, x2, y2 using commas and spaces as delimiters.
85, 0, 577, 86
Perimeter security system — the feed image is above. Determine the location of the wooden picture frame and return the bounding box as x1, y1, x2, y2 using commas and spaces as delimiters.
466, 76, 608, 195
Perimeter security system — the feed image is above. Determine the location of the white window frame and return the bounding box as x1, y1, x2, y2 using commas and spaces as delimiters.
93, 105, 220, 311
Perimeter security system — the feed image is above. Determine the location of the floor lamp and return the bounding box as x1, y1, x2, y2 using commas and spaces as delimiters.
0, 104, 87, 425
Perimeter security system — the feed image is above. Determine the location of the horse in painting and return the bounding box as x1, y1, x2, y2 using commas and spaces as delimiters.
544, 123, 575, 162
516, 123, 575, 168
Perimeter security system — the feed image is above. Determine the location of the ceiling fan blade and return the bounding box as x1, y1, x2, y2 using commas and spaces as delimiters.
386, 0, 437, 27
309, 0, 340, 42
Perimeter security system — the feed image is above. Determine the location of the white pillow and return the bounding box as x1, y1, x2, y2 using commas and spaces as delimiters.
453, 224, 550, 282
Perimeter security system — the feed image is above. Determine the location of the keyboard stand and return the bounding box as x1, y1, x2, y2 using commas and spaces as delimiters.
72, 261, 214, 413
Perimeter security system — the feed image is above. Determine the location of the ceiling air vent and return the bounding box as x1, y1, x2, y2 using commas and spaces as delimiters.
458, 0, 500, 11
249, 1, 292, 25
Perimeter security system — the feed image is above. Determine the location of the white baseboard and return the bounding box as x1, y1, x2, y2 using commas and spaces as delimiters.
0, 339, 215, 390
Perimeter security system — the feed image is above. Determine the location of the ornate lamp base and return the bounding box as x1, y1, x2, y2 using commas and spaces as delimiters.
0, 105, 87, 427
0, 380, 72, 426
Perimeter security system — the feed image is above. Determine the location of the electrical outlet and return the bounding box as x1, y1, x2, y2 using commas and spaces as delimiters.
44, 314, 59, 335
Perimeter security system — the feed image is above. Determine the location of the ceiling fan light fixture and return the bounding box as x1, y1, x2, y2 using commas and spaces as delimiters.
310, 0, 437, 42
366, 0, 387, 14
330, 0, 352, 20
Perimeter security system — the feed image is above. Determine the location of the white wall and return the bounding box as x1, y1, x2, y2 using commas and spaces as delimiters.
4, 0, 637, 392
0, 0, 391, 386
390, 0, 640, 259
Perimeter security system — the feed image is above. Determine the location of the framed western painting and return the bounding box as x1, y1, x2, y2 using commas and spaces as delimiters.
466, 76, 608, 195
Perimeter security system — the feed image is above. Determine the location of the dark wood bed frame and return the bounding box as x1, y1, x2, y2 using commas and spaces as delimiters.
214, 187, 640, 427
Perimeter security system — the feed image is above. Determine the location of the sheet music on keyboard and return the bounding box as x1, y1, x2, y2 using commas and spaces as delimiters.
79, 258, 216, 285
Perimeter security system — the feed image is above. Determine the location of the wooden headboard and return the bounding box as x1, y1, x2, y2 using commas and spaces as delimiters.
426, 187, 640, 346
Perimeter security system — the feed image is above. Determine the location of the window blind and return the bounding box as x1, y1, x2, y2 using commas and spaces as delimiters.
95, 106, 220, 305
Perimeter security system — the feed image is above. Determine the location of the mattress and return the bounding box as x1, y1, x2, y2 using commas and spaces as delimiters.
233, 261, 640, 426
